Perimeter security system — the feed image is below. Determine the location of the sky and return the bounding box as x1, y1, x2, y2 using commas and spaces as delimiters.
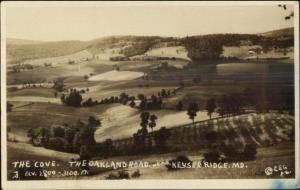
4, 3, 295, 41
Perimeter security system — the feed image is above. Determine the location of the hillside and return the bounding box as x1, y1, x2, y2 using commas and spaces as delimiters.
7, 40, 90, 64
6, 27, 294, 64
6, 38, 44, 45
260, 27, 294, 38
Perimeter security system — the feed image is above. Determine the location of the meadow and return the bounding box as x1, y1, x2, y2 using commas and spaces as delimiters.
6, 31, 295, 180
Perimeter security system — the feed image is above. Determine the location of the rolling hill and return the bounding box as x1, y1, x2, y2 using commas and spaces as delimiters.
260, 27, 294, 38
6, 27, 294, 64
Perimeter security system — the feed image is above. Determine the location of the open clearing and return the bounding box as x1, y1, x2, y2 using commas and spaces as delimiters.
88, 70, 144, 81
217, 63, 269, 75
142, 46, 190, 60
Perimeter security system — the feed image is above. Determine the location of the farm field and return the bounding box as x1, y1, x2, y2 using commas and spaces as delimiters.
68, 141, 294, 180
5, 26, 296, 182
88, 70, 144, 81
143, 46, 190, 60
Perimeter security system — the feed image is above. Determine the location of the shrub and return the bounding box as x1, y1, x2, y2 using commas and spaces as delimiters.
118, 170, 130, 179
166, 155, 193, 171
52, 126, 65, 138
46, 137, 68, 151
222, 143, 243, 161
243, 144, 257, 161
61, 90, 82, 107
203, 150, 222, 162
105, 170, 130, 180
105, 173, 119, 180
131, 169, 141, 178
53, 79, 64, 92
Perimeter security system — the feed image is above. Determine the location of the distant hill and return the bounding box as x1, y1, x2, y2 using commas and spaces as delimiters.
6, 27, 294, 64
6, 38, 45, 45
260, 27, 294, 38
7, 40, 90, 64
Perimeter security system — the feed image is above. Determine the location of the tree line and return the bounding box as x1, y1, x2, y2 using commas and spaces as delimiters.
27, 116, 100, 162
60, 88, 178, 111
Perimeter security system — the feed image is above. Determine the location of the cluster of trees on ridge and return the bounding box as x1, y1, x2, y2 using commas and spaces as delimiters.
59, 87, 178, 110
27, 116, 100, 160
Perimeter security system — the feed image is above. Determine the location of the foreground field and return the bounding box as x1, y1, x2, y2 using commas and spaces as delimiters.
7, 142, 80, 180
66, 141, 294, 179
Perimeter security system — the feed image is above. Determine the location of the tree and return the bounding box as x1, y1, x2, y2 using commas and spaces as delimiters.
7, 102, 13, 112
154, 127, 171, 151
73, 116, 99, 153
129, 100, 136, 108
88, 116, 101, 128
79, 145, 92, 160
27, 128, 37, 144
184, 36, 223, 61
149, 114, 158, 132
243, 144, 257, 161
137, 94, 145, 101
161, 89, 167, 97
52, 126, 65, 138
217, 95, 229, 117
60, 94, 66, 104
63, 89, 83, 107
53, 79, 64, 92
205, 98, 216, 119
134, 112, 150, 151
64, 127, 76, 144
187, 103, 199, 123
39, 127, 50, 146
139, 99, 148, 110
140, 112, 150, 133
176, 101, 183, 111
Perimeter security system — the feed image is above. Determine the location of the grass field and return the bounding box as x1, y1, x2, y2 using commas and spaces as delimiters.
75, 141, 294, 179
7, 142, 80, 180
6, 42, 295, 181
8, 88, 56, 98
88, 70, 144, 81
143, 46, 190, 60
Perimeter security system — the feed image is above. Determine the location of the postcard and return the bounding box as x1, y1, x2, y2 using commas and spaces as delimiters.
1, 1, 299, 189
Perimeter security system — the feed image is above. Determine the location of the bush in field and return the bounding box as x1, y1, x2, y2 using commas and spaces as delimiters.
219, 143, 257, 162
129, 100, 136, 108
64, 127, 76, 144
118, 170, 130, 179
222, 143, 242, 161
27, 128, 37, 144
61, 89, 82, 107
52, 126, 65, 138
46, 137, 68, 151
131, 169, 141, 178
63, 142, 73, 153
7, 102, 13, 112
105, 173, 119, 180
204, 131, 218, 144
39, 127, 50, 146
243, 143, 257, 161
203, 150, 222, 162
72, 117, 99, 153
53, 79, 64, 92
79, 145, 92, 160
176, 101, 183, 111
166, 155, 193, 171
105, 170, 130, 179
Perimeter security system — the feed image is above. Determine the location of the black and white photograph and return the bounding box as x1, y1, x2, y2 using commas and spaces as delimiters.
1, 1, 299, 189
